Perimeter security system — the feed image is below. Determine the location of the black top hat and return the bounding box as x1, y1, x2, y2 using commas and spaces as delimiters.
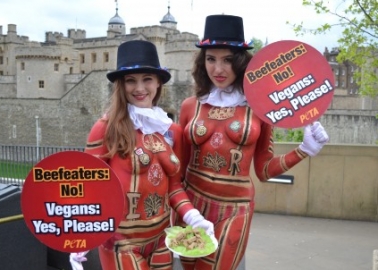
196, 15, 253, 49
107, 40, 171, 83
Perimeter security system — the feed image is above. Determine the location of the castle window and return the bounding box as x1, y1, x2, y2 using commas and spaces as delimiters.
69, 67, 73, 74
0, 56, 3, 65
54, 64, 59, 71
92, 53, 97, 63
80, 54, 85, 64
21, 62, 25, 70
39, 80, 45, 89
0, 71, 3, 75
104, 52, 109, 63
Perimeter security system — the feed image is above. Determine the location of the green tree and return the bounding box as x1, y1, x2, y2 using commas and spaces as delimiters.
273, 128, 304, 142
248, 37, 264, 55
289, 0, 378, 98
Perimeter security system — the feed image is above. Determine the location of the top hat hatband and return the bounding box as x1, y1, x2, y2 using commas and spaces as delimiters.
107, 40, 171, 83
196, 15, 253, 49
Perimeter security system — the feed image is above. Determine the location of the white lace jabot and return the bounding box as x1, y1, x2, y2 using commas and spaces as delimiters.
199, 85, 248, 107
128, 104, 172, 135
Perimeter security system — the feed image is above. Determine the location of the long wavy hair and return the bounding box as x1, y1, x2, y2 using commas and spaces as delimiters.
192, 48, 253, 98
103, 76, 163, 158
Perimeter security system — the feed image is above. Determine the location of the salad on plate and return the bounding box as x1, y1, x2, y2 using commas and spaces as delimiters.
164, 226, 218, 258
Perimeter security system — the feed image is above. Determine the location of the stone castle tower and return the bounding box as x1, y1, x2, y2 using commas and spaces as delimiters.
0, 3, 200, 146
0, 3, 198, 116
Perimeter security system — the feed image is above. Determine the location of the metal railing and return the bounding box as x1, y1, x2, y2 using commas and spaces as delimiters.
0, 144, 84, 186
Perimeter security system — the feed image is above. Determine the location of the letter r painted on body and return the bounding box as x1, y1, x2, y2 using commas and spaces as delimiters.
228, 149, 242, 175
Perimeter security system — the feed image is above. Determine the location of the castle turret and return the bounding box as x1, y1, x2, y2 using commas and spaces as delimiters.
107, 2, 125, 38
160, 6, 177, 30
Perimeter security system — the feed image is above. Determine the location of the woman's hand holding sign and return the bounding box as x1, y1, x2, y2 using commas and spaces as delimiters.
21, 151, 125, 253
244, 40, 334, 129
299, 121, 329, 156
69, 251, 88, 270
244, 40, 331, 156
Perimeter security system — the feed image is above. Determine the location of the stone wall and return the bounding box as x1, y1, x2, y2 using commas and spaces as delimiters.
329, 94, 378, 110
320, 110, 378, 144
0, 70, 110, 147
0, 70, 377, 147
252, 143, 378, 222
0, 75, 16, 98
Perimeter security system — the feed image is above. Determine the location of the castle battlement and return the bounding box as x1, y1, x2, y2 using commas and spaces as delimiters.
0, 24, 30, 43
166, 32, 198, 42
165, 32, 199, 53
72, 38, 121, 49
130, 25, 179, 39
15, 46, 63, 59
67, 29, 87, 40
45, 31, 64, 42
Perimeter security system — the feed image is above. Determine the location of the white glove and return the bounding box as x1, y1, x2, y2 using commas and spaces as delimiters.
183, 209, 214, 235
69, 251, 89, 270
299, 121, 329, 157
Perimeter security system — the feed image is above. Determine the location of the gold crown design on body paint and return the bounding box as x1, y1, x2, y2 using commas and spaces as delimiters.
142, 134, 167, 153
208, 107, 236, 120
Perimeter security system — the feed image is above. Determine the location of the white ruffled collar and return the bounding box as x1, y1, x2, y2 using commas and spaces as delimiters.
128, 104, 173, 135
199, 85, 247, 107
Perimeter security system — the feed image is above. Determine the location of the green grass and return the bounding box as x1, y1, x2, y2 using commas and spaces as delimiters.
0, 161, 33, 179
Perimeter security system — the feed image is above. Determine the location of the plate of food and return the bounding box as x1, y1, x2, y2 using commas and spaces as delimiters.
164, 226, 218, 258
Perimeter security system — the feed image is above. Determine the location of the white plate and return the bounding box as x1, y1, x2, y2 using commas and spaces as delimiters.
165, 230, 218, 258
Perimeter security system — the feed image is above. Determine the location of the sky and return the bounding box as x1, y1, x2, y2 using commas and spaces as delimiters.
0, 0, 342, 53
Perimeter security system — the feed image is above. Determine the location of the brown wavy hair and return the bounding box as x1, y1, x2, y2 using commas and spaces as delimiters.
103, 76, 162, 158
192, 48, 252, 98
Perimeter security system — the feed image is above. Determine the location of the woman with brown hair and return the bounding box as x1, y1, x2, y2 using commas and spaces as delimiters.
175, 15, 329, 270
70, 40, 213, 270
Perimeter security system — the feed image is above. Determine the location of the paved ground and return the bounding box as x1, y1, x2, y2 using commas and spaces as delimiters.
41, 212, 378, 270
245, 213, 378, 270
